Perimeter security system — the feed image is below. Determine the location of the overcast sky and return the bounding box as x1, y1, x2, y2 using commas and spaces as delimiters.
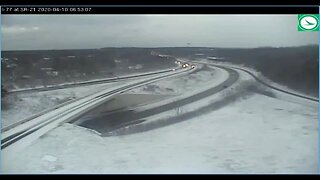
1, 15, 318, 50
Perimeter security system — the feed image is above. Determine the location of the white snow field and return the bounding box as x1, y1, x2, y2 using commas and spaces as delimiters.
1, 64, 318, 174
195, 59, 318, 101
1, 81, 126, 128
1, 67, 182, 129
2, 94, 317, 174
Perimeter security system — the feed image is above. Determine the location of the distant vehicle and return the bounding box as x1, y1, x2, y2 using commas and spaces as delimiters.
21, 75, 31, 79
182, 63, 189, 68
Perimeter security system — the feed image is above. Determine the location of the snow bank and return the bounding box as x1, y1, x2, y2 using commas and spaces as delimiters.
1, 63, 317, 174
1, 82, 126, 128
2, 93, 317, 174
194, 59, 319, 106
2, 68, 188, 129
126, 64, 228, 100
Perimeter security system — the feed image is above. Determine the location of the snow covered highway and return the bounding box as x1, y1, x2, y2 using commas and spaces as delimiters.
1, 61, 318, 174
1, 13, 318, 174
1, 66, 193, 150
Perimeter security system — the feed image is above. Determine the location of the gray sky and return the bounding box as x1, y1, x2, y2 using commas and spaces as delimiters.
1, 15, 318, 50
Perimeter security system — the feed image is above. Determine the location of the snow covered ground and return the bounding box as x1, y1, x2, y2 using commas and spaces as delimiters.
2, 93, 317, 174
194, 58, 318, 100
115, 67, 253, 130
1, 67, 184, 129
8, 67, 177, 93
1, 81, 126, 128
1, 65, 317, 174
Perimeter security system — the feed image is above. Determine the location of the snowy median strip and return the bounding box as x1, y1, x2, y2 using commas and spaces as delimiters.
1, 67, 195, 152
108, 66, 241, 135
135, 69, 252, 125
130, 65, 229, 112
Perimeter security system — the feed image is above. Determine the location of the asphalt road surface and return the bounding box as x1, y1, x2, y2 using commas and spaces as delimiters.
72, 65, 239, 135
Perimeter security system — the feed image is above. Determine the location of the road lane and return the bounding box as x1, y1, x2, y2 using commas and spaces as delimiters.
1, 67, 192, 150
8, 68, 177, 95
74, 65, 239, 135
196, 61, 319, 102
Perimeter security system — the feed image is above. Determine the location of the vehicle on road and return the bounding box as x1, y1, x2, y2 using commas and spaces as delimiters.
182, 63, 189, 68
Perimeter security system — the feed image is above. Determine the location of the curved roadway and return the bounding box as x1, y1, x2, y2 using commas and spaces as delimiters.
198, 61, 318, 102
73, 65, 239, 135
